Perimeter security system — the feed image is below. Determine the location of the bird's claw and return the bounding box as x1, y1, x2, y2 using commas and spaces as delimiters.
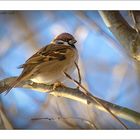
53, 81, 65, 90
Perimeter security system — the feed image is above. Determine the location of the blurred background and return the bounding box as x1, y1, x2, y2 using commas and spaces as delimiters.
0, 11, 140, 129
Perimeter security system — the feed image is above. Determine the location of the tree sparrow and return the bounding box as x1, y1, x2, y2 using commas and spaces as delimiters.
5, 32, 78, 94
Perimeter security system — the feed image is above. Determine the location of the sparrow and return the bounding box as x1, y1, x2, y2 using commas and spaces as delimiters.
5, 32, 78, 94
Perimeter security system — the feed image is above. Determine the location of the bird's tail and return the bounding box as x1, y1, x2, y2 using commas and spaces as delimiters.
0, 78, 21, 95
4, 76, 24, 95
3, 78, 19, 95
0, 83, 10, 94
2, 69, 30, 95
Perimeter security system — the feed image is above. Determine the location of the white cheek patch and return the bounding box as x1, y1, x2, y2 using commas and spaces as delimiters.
63, 41, 70, 46
52, 40, 70, 46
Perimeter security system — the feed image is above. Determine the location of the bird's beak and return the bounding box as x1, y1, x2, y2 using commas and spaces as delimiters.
69, 39, 77, 45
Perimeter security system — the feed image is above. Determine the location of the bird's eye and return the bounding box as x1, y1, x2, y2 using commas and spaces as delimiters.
56, 40, 64, 45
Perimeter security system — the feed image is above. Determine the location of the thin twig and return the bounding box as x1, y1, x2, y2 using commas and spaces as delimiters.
32, 116, 97, 129
63, 72, 128, 129
55, 98, 78, 128
74, 61, 82, 86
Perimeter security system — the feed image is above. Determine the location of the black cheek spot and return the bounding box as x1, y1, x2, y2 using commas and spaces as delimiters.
49, 57, 54, 61
59, 55, 66, 61
72, 45, 76, 48
57, 42, 64, 45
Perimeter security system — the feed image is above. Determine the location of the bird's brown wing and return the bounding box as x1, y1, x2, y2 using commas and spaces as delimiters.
5, 44, 68, 95
19, 44, 68, 68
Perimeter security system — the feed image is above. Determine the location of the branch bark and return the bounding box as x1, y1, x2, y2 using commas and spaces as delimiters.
99, 11, 140, 85
0, 77, 140, 126
130, 11, 140, 32
99, 11, 140, 61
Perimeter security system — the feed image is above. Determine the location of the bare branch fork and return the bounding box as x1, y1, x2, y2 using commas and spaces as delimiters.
0, 77, 140, 127
65, 62, 127, 128
63, 72, 128, 129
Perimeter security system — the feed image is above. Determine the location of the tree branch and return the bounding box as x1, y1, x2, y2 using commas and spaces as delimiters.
0, 77, 140, 126
76, 11, 124, 53
99, 11, 140, 61
130, 11, 140, 33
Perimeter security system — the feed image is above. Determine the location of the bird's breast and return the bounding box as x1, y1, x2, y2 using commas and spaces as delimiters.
31, 48, 78, 84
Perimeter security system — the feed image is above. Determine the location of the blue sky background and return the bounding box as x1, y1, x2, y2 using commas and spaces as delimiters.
0, 11, 140, 129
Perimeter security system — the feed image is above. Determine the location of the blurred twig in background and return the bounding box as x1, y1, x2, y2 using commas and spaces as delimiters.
99, 11, 140, 61
0, 103, 13, 129
76, 11, 126, 54
129, 11, 140, 33
32, 116, 97, 129
99, 11, 140, 84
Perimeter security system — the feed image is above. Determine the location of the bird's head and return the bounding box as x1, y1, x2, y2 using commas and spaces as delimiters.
52, 33, 77, 48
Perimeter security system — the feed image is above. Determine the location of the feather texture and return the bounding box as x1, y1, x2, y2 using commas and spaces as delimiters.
4, 33, 78, 95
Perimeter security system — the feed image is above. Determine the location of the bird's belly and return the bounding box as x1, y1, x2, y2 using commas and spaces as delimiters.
31, 52, 77, 84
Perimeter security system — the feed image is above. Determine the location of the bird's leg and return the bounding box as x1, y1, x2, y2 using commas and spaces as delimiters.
52, 81, 66, 91
46, 81, 66, 97
74, 61, 82, 89
48, 81, 66, 97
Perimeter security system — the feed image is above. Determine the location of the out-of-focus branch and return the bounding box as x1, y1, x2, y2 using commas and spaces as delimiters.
76, 11, 125, 54
99, 11, 140, 61
129, 11, 140, 33
0, 104, 13, 129
0, 77, 140, 126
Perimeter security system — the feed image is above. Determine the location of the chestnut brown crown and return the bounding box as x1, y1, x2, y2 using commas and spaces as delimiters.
53, 33, 77, 45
